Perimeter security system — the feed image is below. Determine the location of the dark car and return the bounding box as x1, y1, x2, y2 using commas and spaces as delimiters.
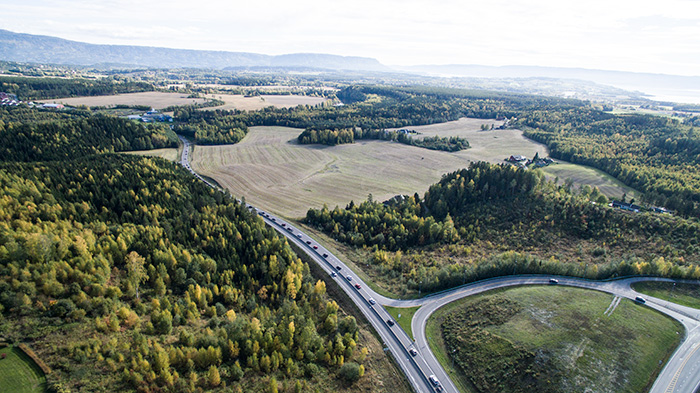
549, 278, 559, 284
331, 272, 337, 277
386, 319, 395, 326
322, 253, 328, 258
281, 223, 286, 227
635, 296, 646, 303
306, 240, 311, 244
335, 265, 342, 271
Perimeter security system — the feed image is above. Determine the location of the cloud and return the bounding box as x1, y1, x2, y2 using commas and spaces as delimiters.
1, 0, 699, 75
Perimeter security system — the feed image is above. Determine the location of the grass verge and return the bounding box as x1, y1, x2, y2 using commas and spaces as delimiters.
0, 346, 46, 393
384, 306, 420, 340
632, 281, 700, 309
426, 285, 682, 393
293, 221, 405, 299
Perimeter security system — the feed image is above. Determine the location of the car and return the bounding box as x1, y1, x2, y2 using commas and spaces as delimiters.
313, 245, 318, 249
322, 253, 328, 258
258, 211, 264, 216
409, 348, 418, 356
368, 298, 376, 305
549, 278, 559, 284
306, 240, 311, 244
346, 275, 352, 281
335, 265, 342, 271
428, 375, 440, 387
271, 218, 276, 221
386, 319, 395, 326
287, 227, 292, 232
331, 272, 337, 277
354, 283, 361, 290
635, 296, 646, 303
281, 223, 286, 227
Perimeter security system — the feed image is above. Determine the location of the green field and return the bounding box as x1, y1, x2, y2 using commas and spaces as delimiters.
632, 281, 700, 309
384, 306, 420, 340
426, 286, 682, 393
539, 162, 640, 200
0, 347, 46, 393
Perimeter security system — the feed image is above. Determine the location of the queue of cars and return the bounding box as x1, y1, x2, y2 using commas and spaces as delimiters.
258, 209, 479, 393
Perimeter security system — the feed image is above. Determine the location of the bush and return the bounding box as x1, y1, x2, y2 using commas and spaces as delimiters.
338, 362, 362, 384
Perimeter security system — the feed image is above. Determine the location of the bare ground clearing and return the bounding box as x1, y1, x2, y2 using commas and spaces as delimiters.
123, 148, 178, 162
38, 91, 206, 109
201, 94, 327, 111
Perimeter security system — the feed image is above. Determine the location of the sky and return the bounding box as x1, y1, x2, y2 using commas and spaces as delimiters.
2, 0, 700, 76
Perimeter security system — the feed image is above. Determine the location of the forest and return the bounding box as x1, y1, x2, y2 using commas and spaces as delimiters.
171, 84, 700, 220
519, 108, 700, 216
0, 106, 178, 162
0, 155, 371, 392
0, 76, 154, 100
297, 127, 469, 152
171, 85, 553, 145
305, 162, 700, 294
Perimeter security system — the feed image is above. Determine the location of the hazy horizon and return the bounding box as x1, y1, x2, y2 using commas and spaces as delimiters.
2, 0, 699, 77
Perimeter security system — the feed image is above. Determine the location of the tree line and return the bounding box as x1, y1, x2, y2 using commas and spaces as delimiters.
0, 76, 154, 100
0, 106, 177, 162
297, 127, 469, 152
305, 162, 700, 294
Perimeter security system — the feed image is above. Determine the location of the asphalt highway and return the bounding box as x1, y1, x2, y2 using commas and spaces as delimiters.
179, 136, 700, 393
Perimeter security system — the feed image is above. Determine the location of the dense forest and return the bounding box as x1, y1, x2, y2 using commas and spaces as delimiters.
0, 155, 372, 392
518, 108, 700, 216
0, 76, 154, 100
305, 162, 700, 294
0, 106, 177, 162
297, 127, 469, 152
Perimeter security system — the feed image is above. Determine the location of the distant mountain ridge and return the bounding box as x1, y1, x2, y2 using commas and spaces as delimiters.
397, 64, 700, 103
0, 29, 388, 72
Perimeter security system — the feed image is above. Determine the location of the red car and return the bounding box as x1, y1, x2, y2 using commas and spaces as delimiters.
354, 283, 361, 290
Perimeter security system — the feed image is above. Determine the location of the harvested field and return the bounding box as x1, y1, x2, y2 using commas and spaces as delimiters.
539, 162, 640, 200
201, 93, 326, 111
39, 91, 206, 109
191, 119, 641, 218
387, 118, 548, 162
191, 120, 543, 218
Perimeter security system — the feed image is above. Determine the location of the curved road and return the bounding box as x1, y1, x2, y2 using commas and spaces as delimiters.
179, 135, 700, 393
